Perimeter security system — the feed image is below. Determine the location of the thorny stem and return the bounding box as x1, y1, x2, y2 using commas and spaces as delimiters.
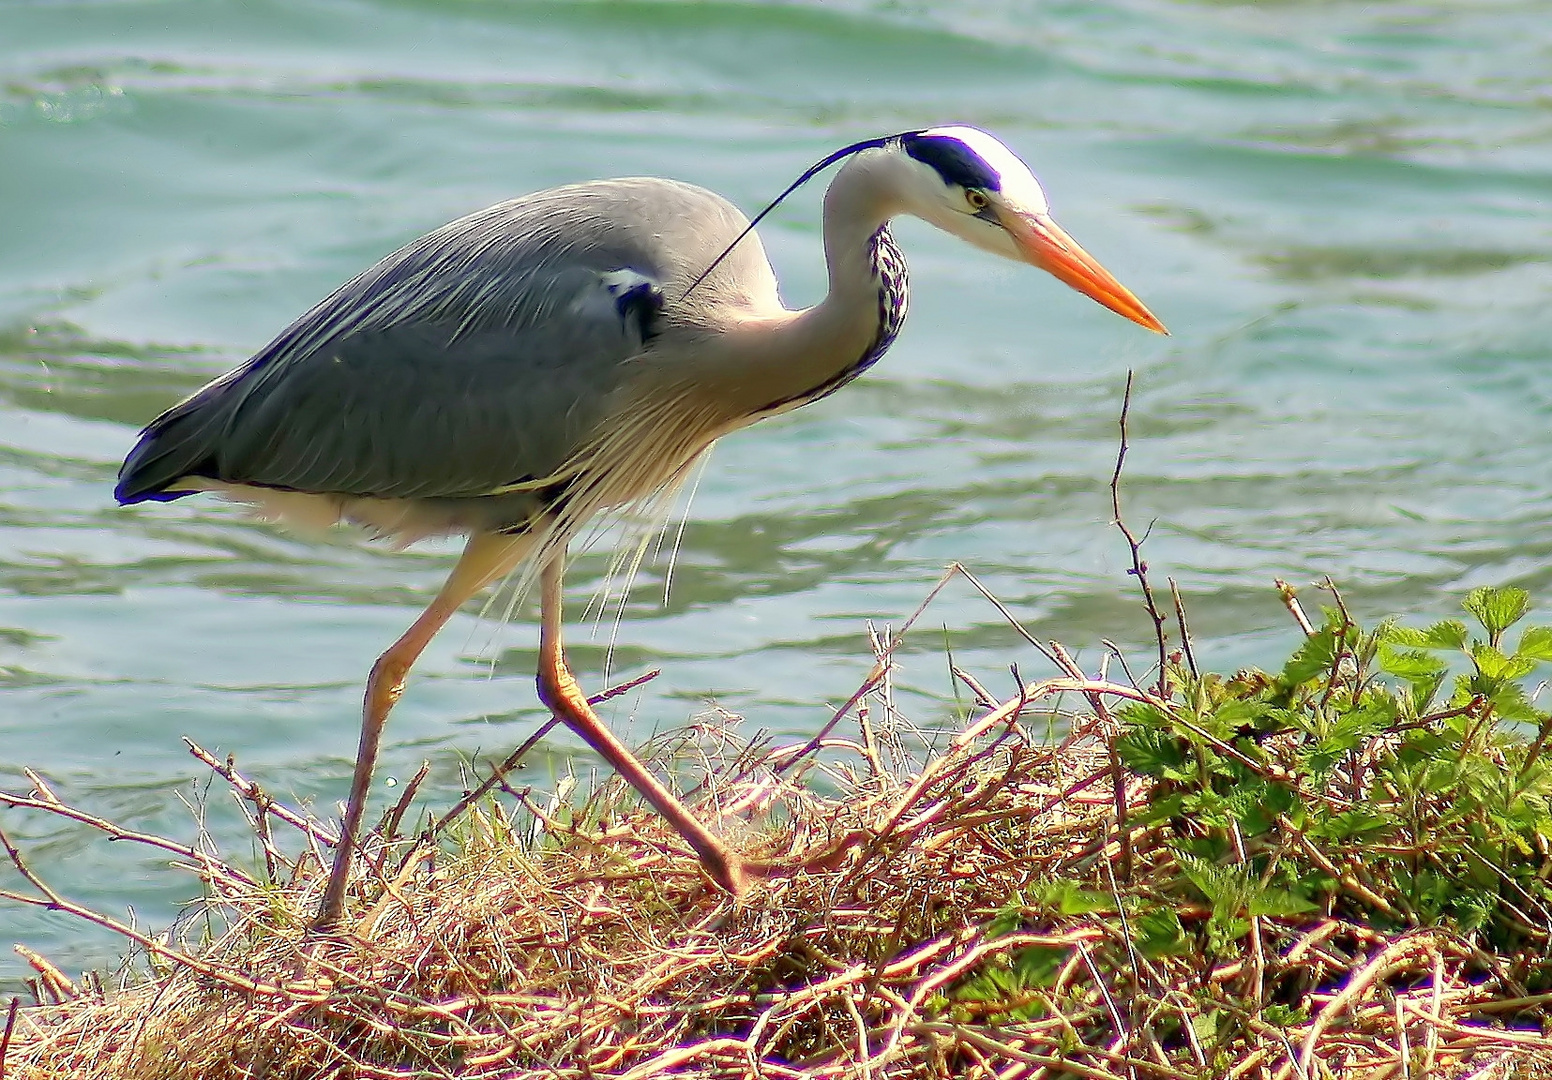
1519, 713, 1552, 780
1317, 577, 1356, 713
1110, 371, 1170, 698
1050, 640, 1132, 880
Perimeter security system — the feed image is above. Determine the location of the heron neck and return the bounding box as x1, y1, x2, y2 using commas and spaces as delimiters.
705, 152, 908, 424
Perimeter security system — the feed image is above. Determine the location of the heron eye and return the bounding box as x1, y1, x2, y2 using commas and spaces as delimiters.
966, 189, 989, 211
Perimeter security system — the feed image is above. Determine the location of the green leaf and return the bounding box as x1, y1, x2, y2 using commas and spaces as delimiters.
1131, 793, 1188, 829
1237, 779, 1297, 837
1192, 1009, 1225, 1044
1464, 586, 1530, 639
1310, 808, 1390, 842
1116, 702, 1170, 728
1281, 627, 1337, 686
1516, 626, 1552, 662
1026, 881, 1117, 916
1134, 907, 1191, 959
1446, 891, 1494, 933
1471, 643, 1538, 683
985, 897, 1026, 939
1488, 681, 1544, 723
1404, 671, 1448, 715
1263, 1004, 1309, 1028
1383, 620, 1469, 651
1378, 644, 1449, 681
1177, 853, 1249, 914
1116, 727, 1191, 780
1209, 698, 1267, 736
1182, 789, 1239, 830
1247, 887, 1318, 918
1304, 703, 1394, 777
953, 944, 1065, 1019
1206, 915, 1250, 956
1009, 946, 1065, 989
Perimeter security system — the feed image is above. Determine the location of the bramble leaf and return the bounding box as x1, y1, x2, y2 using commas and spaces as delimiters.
1026, 881, 1117, 916
1116, 727, 1192, 781
1465, 586, 1530, 641
1247, 888, 1317, 918
1378, 645, 1448, 681
1516, 625, 1552, 662
1487, 681, 1543, 723
1135, 907, 1191, 958
1383, 620, 1469, 651
1281, 627, 1337, 686
1471, 643, 1538, 683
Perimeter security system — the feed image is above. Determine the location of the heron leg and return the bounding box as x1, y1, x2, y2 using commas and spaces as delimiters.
535, 551, 747, 896
315, 531, 532, 928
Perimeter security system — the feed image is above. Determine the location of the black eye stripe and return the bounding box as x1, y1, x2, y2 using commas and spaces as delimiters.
900, 133, 1003, 192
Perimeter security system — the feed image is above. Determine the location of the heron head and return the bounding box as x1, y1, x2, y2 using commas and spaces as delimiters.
895, 126, 1167, 334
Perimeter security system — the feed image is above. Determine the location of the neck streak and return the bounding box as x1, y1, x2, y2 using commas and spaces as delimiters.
674, 149, 915, 431
752, 226, 909, 417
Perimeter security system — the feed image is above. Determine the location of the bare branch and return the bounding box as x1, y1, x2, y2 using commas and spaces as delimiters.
183, 739, 339, 848
0, 787, 256, 889
1109, 371, 1170, 697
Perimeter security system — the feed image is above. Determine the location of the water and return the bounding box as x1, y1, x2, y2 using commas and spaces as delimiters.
2, 0, 1550, 980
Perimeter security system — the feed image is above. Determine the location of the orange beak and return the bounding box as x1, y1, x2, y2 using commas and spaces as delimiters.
995, 205, 1168, 335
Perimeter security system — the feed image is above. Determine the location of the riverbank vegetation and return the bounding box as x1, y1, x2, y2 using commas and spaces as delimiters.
3, 570, 1552, 1078
5, 381, 1552, 1077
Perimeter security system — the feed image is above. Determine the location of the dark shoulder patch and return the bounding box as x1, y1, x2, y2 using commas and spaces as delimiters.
900, 132, 1002, 191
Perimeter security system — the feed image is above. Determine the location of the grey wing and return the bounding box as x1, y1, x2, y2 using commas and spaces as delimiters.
115, 202, 677, 505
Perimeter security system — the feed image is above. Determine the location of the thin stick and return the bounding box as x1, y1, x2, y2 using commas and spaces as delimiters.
433, 721, 560, 837
0, 821, 66, 908
955, 564, 1063, 668
1168, 578, 1197, 679
775, 564, 969, 778
772, 661, 892, 778
430, 668, 660, 838
1298, 934, 1442, 1075
1110, 371, 1169, 697
183, 739, 339, 847
246, 776, 283, 883
953, 666, 1000, 711
854, 676, 1144, 867
14, 945, 77, 1003
0, 788, 257, 888
378, 761, 431, 841
0, 996, 17, 1080
1048, 641, 1132, 879
1275, 579, 1316, 637
0, 824, 308, 1000
20, 770, 59, 805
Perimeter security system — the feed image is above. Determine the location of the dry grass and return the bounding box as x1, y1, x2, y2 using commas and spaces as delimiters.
3, 642, 1550, 1080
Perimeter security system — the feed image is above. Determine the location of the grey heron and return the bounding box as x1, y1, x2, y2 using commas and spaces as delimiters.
115, 126, 1166, 927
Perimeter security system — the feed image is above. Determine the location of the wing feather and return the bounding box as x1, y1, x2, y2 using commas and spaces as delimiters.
115, 179, 750, 510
